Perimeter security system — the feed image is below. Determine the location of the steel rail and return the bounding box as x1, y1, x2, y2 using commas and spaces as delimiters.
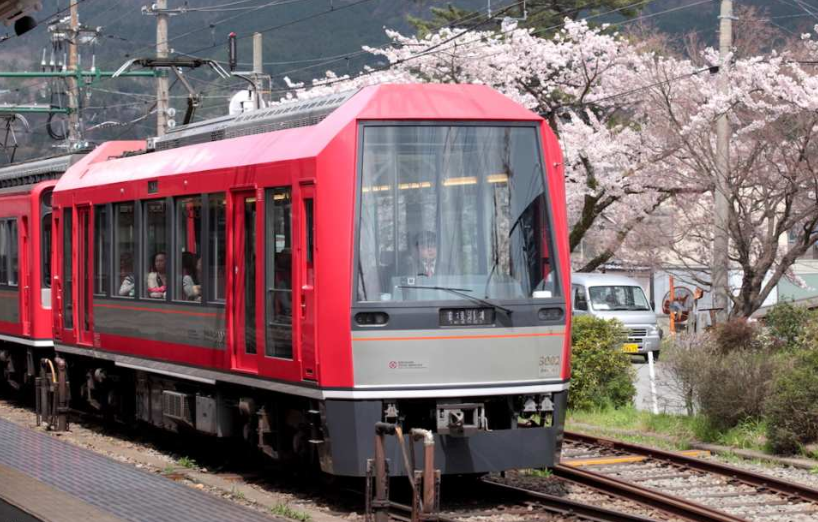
483, 480, 662, 522
564, 431, 818, 502
553, 464, 747, 522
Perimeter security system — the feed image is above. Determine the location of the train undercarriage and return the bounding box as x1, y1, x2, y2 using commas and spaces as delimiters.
1, 343, 567, 478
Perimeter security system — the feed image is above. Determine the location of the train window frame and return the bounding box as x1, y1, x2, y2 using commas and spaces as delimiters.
0, 218, 17, 287
206, 193, 227, 305
94, 204, 111, 297
172, 195, 204, 305
141, 198, 170, 302
63, 208, 74, 330
112, 201, 137, 300
264, 187, 294, 360
41, 189, 53, 290
351, 121, 564, 315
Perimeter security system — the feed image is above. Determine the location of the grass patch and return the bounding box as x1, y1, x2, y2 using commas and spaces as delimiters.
177, 456, 197, 469
523, 468, 552, 478
270, 503, 312, 522
567, 406, 768, 453
230, 487, 247, 501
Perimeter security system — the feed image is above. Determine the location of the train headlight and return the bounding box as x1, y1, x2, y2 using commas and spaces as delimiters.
538, 307, 564, 321
355, 312, 389, 326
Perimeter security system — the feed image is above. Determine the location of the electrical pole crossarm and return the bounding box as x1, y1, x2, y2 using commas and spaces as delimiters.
0, 71, 156, 78
0, 106, 70, 114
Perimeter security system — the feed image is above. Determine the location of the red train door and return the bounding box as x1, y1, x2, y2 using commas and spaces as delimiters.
19, 217, 31, 336
77, 206, 93, 345
232, 191, 259, 374
299, 183, 317, 380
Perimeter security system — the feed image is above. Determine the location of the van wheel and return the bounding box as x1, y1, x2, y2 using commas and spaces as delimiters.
645, 351, 660, 362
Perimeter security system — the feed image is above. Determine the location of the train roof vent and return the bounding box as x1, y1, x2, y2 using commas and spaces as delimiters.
151, 90, 358, 152
0, 152, 88, 190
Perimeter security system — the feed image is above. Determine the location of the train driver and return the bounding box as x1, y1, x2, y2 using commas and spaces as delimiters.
406, 230, 439, 278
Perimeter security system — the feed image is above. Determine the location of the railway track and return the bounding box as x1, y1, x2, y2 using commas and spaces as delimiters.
557, 431, 818, 522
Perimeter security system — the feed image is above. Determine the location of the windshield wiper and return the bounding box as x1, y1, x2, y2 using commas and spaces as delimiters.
398, 285, 514, 315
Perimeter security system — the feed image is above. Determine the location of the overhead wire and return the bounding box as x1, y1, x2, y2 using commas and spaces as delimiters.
127, 0, 323, 58
266, 0, 707, 95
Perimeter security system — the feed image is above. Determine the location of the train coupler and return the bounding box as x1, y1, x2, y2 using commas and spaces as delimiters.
365, 423, 440, 522
35, 357, 70, 432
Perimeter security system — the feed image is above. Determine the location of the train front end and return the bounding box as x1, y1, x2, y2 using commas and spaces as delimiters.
322, 96, 571, 476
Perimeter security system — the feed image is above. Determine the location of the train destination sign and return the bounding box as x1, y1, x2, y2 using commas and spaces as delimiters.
439, 308, 495, 327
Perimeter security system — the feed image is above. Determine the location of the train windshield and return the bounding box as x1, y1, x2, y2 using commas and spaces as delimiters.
357, 125, 558, 303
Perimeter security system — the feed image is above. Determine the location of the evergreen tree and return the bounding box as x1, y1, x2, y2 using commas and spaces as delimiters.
409, 0, 649, 37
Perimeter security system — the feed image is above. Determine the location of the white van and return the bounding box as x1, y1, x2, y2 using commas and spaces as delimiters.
571, 273, 662, 360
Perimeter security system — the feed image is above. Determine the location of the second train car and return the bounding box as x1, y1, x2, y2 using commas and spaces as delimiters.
50, 83, 572, 476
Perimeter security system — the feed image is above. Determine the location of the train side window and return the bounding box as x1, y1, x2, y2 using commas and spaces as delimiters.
265, 188, 293, 359
94, 205, 110, 296
0, 220, 7, 285
8, 220, 17, 286
42, 197, 53, 289
114, 203, 136, 298
208, 193, 226, 302
143, 199, 168, 300
174, 196, 202, 303
63, 209, 74, 330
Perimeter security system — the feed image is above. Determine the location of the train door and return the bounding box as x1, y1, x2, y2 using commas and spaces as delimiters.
19, 217, 31, 336
231, 190, 259, 373
298, 183, 317, 380
77, 206, 93, 345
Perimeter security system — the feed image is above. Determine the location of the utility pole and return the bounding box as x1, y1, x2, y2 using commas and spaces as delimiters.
66, 0, 80, 144
712, 0, 733, 323
155, 0, 170, 137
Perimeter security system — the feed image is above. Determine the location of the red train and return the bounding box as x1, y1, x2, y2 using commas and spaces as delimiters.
0, 153, 86, 387
2, 84, 571, 476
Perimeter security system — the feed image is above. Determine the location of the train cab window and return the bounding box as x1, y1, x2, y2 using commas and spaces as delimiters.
94, 205, 110, 296
63, 209, 74, 330
265, 188, 293, 359
357, 125, 558, 303
0, 220, 7, 285
175, 196, 202, 303
143, 200, 168, 300
114, 203, 136, 298
208, 194, 226, 302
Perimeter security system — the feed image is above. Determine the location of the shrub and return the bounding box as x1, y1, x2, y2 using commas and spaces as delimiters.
696, 349, 776, 432
764, 302, 813, 350
569, 315, 635, 411
712, 318, 762, 354
663, 332, 776, 433
661, 333, 714, 416
765, 350, 818, 454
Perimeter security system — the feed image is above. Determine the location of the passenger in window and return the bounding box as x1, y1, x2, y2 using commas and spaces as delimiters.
147, 252, 167, 299
118, 252, 135, 297
181, 252, 202, 302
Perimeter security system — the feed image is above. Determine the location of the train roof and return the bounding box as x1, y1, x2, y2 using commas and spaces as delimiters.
0, 152, 87, 190
55, 84, 542, 193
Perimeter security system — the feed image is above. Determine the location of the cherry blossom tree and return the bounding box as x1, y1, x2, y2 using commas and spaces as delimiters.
638, 40, 818, 317
284, 17, 818, 317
